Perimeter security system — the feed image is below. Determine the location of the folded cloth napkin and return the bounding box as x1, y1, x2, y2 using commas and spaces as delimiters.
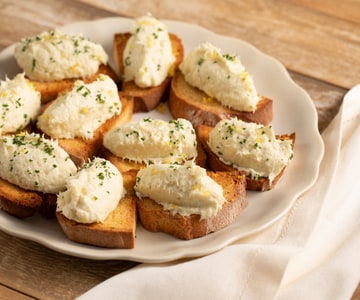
78, 85, 360, 300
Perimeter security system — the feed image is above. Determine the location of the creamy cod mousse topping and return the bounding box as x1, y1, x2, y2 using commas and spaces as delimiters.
0, 73, 41, 135
104, 117, 197, 164
179, 42, 260, 112
135, 162, 226, 219
123, 14, 175, 87
14, 29, 108, 82
0, 132, 77, 193
37, 74, 121, 139
208, 118, 294, 183
57, 157, 124, 224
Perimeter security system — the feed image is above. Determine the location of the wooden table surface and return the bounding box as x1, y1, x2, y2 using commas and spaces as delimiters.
0, 0, 359, 299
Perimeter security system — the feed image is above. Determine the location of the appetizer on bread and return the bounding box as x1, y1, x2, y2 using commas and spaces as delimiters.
197, 118, 295, 191
0, 73, 41, 135
56, 157, 136, 249
0, 16, 298, 248
134, 162, 247, 240
14, 29, 119, 103
36, 74, 133, 166
113, 14, 184, 112
169, 42, 273, 128
0, 132, 77, 218
102, 117, 206, 185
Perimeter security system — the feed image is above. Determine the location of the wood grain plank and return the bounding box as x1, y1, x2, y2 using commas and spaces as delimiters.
0, 0, 117, 50
0, 231, 138, 300
289, 71, 345, 132
290, 0, 360, 24
0, 285, 35, 300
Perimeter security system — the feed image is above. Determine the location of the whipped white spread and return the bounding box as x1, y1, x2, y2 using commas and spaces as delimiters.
104, 117, 197, 164
0, 73, 41, 135
123, 15, 175, 87
37, 74, 121, 139
57, 157, 124, 224
0, 132, 77, 193
14, 29, 108, 82
135, 162, 226, 219
208, 118, 293, 182
179, 42, 260, 112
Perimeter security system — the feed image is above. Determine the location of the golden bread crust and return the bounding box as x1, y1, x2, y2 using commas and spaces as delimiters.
38, 93, 133, 167
56, 196, 137, 249
168, 71, 273, 129
100, 138, 208, 194
0, 178, 62, 219
0, 177, 43, 218
136, 171, 247, 240
197, 124, 296, 191
30, 64, 120, 103
101, 136, 207, 172
113, 32, 184, 112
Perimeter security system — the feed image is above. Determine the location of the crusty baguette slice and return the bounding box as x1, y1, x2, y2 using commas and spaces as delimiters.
168, 71, 273, 129
113, 32, 184, 112
101, 136, 207, 172
56, 196, 137, 249
136, 171, 247, 240
101, 149, 207, 196
38, 93, 133, 167
0, 177, 43, 218
197, 124, 295, 191
0, 176, 64, 219
30, 64, 120, 103
100, 138, 207, 194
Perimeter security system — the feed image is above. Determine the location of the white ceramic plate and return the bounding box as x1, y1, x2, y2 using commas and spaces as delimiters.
0, 17, 324, 263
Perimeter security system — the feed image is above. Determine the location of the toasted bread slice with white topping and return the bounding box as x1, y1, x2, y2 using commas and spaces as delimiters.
197, 124, 295, 191
168, 71, 273, 129
113, 33, 184, 112
0, 177, 43, 218
38, 93, 133, 167
0, 176, 61, 219
30, 64, 120, 103
100, 138, 207, 195
101, 138, 207, 171
136, 170, 247, 240
56, 196, 137, 249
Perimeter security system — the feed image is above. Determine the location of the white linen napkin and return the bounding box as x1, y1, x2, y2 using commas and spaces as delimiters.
78, 85, 360, 300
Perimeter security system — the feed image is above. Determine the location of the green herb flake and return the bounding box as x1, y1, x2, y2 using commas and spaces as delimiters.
31, 59, 37, 72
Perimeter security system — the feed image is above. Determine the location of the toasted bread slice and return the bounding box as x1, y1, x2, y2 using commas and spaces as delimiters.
0, 177, 43, 218
101, 136, 207, 172
38, 93, 133, 167
0, 176, 67, 219
56, 196, 137, 249
101, 149, 206, 195
30, 64, 120, 103
100, 137, 207, 194
168, 71, 273, 129
197, 124, 295, 191
136, 171, 247, 240
113, 32, 184, 112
